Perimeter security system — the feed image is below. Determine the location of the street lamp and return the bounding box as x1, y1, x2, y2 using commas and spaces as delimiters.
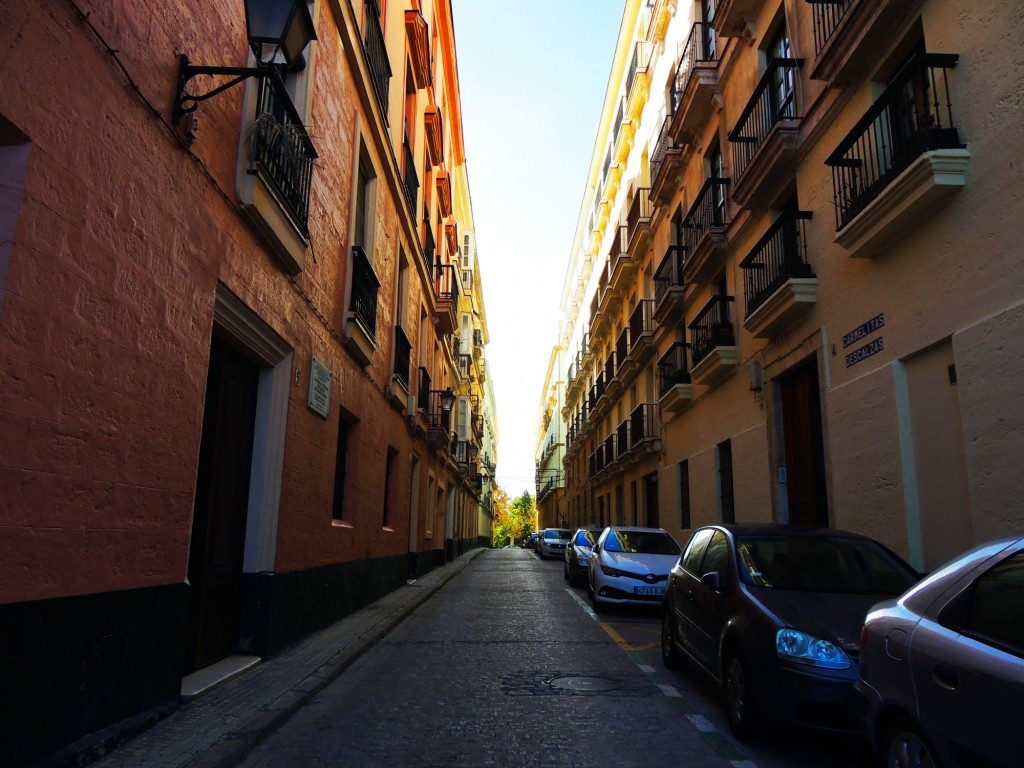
439, 387, 456, 412
172, 0, 317, 123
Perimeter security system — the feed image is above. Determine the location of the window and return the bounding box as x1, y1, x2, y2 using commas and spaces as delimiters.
332, 418, 353, 520
682, 528, 714, 574
965, 553, 1024, 654
678, 460, 691, 529
383, 445, 398, 527
717, 439, 735, 523
701, 531, 731, 575
354, 149, 375, 250
767, 26, 795, 120
707, 141, 726, 224
701, 0, 717, 60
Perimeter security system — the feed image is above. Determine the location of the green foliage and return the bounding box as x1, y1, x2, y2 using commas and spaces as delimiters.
492, 487, 535, 547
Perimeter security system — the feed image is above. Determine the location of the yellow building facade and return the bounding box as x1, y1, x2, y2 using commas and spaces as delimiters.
547, 0, 1024, 571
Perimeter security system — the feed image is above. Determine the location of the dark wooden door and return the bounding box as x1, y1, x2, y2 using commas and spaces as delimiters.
184, 336, 259, 673
780, 359, 828, 527
644, 472, 660, 528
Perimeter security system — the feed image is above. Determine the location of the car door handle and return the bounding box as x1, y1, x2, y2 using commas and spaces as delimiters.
687, 589, 697, 602
932, 666, 958, 691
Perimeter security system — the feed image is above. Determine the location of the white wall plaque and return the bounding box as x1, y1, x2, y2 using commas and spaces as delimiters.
308, 356, 332, 418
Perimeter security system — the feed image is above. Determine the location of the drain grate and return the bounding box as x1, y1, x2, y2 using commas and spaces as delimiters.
501, 670, 654, 697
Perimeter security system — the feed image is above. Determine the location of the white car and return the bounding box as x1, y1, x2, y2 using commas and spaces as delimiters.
537, 528, 572, 559
588, 526, 682, 611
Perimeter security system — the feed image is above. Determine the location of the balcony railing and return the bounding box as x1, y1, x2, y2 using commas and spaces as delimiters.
603, 433, 618, 468
825, 53, 962, 230
435, 261, 459, 305
629, 298, 655, 345
249, 77, 317, 232
393, 325, 412, 387
402, 133, 419, 214
672, 23, 719, 114
630, 403, 658, 445
657, 342, 692, 395
740, 210, 814, 317
603, 350, 616, 385
809, 0, 855, 55
654, 245, 686, 305
616, 327, 630, 374
363, 0, 391, 114
613, 96, 627, 145
651, 115, 675, 190
350, 246, 380, 338
616, 419, 631, 460
681, 177, 729, 252
626, 42, 648, 100
728, 58, 804, 183
426, 389, 452, 434
626, 187, 651, 245
422, 219, 435, 275
689, 294, 735, 367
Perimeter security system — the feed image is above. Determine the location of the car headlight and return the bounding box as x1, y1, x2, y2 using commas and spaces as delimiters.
578, 555, 589, 566
776, 628, 851, 669
600, 564, 624, 577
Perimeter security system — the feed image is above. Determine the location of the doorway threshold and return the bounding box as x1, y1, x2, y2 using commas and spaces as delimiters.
181, 655, 261, 700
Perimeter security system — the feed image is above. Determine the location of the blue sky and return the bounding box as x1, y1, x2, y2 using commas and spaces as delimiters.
452, 1, 624, 496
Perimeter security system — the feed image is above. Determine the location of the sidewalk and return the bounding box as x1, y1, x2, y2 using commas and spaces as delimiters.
81, 548, 487, 768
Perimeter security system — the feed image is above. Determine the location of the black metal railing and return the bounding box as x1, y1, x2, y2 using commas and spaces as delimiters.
626, 42, 647, 100
729, 58, 804, 182
249, 77, 317, 232
435, 261, 459, 305
604, 349, 616, 385
402, 133, 418, 214
604, 433, 618, 466
672, 22, 718, 115
363, 0, 391, 114
826, 53, 962, 230
689, 294, 736, 366
426, 389, 452, 433
740, 210, 814, 317
657, 342, 692, 395
453, 440, 477, 467
602, 142, 613, 182
616, 328, 630, 374
417, 367, 431, 411
654, 245, 686, 305
613, 96, 627, 144
651, 114, 674, 188
627, 188, 651, 245
680, 177, 729, 252
629, 299, 655, 344
610, 225, 628, 275
350, 246, 380, 337
616, 419, 631, 459
393, 325, 412, 387
630, 403, 658, 445
422, 219, 435, 275
809, 0, 855, 55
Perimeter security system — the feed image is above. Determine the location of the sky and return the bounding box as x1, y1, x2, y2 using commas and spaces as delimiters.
451, 1, 625, 496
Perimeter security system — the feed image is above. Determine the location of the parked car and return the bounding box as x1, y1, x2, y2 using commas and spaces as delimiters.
523, 532, 539, 549
588, 526, 681, 610
564, 527, 603, 586
537, 528, 572, 559
854, 536, 1024, 768
660, 524, 919, 739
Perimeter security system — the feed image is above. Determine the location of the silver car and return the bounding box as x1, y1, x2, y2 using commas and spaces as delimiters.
537, 528, 572, 559
854, 536, 1024, 768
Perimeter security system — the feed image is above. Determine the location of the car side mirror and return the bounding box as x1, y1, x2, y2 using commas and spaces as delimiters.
593, 543, 601, 553
700, 571, 725, 591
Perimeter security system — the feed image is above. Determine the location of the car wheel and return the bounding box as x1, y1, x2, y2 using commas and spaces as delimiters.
563, 562, 570, 581
660, 611, 686, 670
884, 717, 942, 768
724, 651, 758, 740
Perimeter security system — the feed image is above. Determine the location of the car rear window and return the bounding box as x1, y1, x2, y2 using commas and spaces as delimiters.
736, 534, 918, 595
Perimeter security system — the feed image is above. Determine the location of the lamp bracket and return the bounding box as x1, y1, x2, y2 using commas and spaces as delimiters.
172, 54, 270, 124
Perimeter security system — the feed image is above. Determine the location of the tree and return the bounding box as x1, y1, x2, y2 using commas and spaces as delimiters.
492, 487, 535, 547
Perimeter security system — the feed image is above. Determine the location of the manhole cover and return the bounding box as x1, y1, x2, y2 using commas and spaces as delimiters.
547, 675, 623, 693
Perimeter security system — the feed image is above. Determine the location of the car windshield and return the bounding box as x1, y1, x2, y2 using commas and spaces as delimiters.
735, 534, 918, 595
604, 531, 681, 555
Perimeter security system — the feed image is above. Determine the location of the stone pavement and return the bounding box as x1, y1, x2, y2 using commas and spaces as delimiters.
84, 549, 487, 768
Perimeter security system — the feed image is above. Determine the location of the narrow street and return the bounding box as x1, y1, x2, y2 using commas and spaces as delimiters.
235, 548, 873, 767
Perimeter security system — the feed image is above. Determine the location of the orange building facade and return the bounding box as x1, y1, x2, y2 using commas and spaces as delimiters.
0, 0, 493, 763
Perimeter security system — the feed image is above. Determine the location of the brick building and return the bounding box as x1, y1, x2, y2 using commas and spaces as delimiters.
0, 0, 494, 763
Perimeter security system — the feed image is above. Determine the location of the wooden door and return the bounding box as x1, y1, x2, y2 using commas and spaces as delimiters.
780, 360, 828, 527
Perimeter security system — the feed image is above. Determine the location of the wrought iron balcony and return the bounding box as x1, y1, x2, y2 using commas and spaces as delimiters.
616, 419, 631, 464
434, 261, 458, 335
629, 403, 660, 456
657, 342, 693, 401
615, 327, 630, 378
681, 178, 730, 283
809, 0, 855, 55
363, 0, 391, 115
826, 53, 962, 231
653, 244, 687, 324
249, 77, 317, 233
422, 219, 435, 276
626, 187, 651, 255
729, 58, 804, 207
670, 23, 719, 144
402, 133, 419, 215
740, 210, 815, 336
651, 115, 682, 205
393, 325, 412, 388
689, 294, 736, 368
627, 299, 656, 367
603, 433, 618, 472
609, 225, 631, 288
426, 389, 453, 446
350, 246, 380, 338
